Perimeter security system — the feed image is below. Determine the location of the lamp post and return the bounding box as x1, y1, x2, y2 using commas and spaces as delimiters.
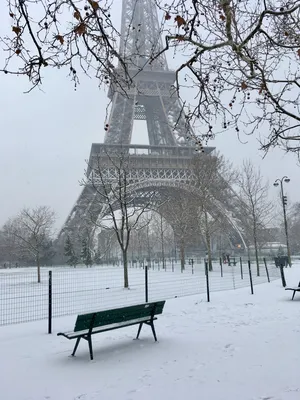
273, 176, 291, 267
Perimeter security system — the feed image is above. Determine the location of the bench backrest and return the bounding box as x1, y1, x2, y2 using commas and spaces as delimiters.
74, 301, 165, 332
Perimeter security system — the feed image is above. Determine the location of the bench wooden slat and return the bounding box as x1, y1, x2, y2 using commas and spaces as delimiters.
59, 316, 158, 339
74, 302, 164, 332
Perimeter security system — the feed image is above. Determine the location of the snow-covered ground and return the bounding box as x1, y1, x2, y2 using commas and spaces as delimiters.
0, 260, 280, 325
0, 265, 299, 400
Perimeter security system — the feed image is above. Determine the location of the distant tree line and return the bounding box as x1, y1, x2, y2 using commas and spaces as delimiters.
1, 155, 299, 285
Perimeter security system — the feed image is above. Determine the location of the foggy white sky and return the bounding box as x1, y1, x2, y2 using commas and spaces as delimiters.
0, 1, 298, 231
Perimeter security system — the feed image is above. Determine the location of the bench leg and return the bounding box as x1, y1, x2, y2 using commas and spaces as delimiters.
292, 291, 296, 300
87, 336, 94, 361
150, 321, 157, 342
136, 323, 143, 339
71, 337, 81, 357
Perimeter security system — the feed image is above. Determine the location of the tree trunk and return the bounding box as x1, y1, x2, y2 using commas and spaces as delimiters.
122, 250, 129, 289
180, 243, 185, 272
253, 225, 260, 276
36, 253, 41, 283
160, 215, 165, 269
147, 230, 151, 267
254, 237, 260, 276
204, 211, 213, 271
207, 240, 213, 272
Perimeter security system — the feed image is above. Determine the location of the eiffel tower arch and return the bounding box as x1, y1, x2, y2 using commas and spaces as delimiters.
57, 0, 246, 259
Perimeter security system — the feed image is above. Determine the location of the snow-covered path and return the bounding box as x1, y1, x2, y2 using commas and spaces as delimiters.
0, 266, 299, 400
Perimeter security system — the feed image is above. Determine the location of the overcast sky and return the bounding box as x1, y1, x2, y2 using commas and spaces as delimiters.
0, 1, 298, 231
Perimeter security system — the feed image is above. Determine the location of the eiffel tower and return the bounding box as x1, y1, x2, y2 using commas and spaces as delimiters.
57, 0, 246, 255
105, 0, 197, 147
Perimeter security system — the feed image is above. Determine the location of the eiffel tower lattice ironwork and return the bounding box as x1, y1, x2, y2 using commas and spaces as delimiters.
104, 0, 195, 147
58, 0, 246, 255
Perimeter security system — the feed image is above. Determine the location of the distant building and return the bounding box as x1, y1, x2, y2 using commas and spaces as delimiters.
248, 242, 287, 257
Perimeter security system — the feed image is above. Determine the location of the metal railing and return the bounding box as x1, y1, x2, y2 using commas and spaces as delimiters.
0, 258, 280, 331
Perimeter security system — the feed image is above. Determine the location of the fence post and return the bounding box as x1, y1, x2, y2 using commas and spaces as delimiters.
205, 261, 210, 302
240, 257, 243, 280
248, 260, 254, 294
279, 264, 287, 288
231, 263, 236, 290
145, 265, 149, 303
219, 257, 223, 277
263, 258, 270, 283
48, 270, 52, 334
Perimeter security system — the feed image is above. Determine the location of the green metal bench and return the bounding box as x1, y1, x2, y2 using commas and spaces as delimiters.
285, 281, 300, 300
57, 301, 165, 360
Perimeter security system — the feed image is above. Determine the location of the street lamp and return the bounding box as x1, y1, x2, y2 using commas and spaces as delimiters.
273, 176, 291, 267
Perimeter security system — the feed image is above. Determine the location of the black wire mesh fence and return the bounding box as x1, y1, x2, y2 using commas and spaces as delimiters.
0, 258, 280, 328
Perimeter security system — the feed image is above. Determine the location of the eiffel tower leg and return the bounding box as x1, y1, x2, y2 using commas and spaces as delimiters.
57, 185, 109, 262
105, 92, 135, 145
161, 97, 192, 146
144, 97, 176, 146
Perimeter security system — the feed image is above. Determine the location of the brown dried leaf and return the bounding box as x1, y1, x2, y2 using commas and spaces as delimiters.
176, 35, 185, 41
259, 83, 266, 94
56, 35, 64, 45
241, 81, 248, 90
15, 49, 21, 55
165, 13, 171, 20
9, 12, 14, 18
88, 0, 99, 10
74, 23, 86, 36
12, 26, 21, 35
74, 10, 81, 21
220, 15, 226, 21
297, 49, 300, 58
175, 15, 186, 28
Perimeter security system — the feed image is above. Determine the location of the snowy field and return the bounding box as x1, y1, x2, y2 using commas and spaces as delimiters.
0, 260, 280, 326
0, 265, 299, 400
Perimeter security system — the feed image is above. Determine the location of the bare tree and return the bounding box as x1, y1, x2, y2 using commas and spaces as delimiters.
3, 206, 56, 282
1, 0, 132, 92
137, 213, 157, 265
152, 1, 300, 155
84, 149, 153, 288
4, 1, 300, 154
128, 214, 151, 264
0, 228, 20, 266
131, 212, 175, 266
192, 152, 236, 270
149, 212, 172, 268
96, 228, 119, 264
162, 194, 196, 272
236, 160, 274, 275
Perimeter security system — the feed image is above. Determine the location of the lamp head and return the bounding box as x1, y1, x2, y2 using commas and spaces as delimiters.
273, 182, 279, 187
284, 178, 290, 183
